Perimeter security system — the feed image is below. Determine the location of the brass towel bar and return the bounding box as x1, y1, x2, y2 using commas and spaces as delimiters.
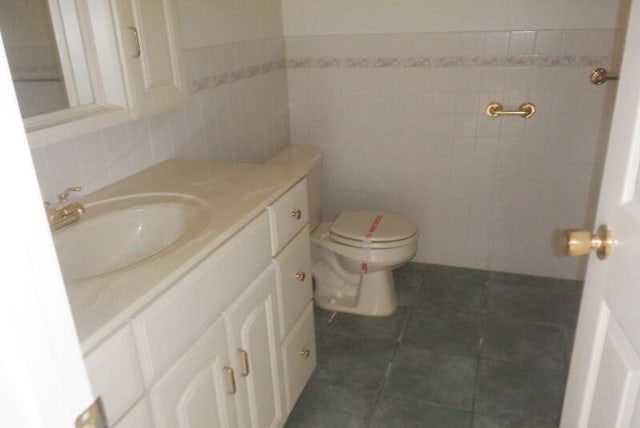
486, 102, 536, 119
590, 67, 619, 85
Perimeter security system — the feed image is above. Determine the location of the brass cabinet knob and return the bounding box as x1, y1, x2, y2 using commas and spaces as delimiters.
299, 349, 310, 358
291, 209, 302, 219
295, 272, 306, 281
564, 224, 614, 260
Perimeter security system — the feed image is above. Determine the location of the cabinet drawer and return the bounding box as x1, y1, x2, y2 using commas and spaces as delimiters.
281, 303, 316, 414
85, 325, 144, 424
112, 399, 153, 428
134, 212, 271, 383
268, 178, 308, 255
274, 226, 312, 340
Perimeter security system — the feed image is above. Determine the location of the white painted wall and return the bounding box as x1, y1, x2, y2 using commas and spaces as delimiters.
178, 0, 284, 48
283, 0, 628, 35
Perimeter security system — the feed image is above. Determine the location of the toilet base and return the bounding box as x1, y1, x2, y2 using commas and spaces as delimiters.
314, 270, 398, 316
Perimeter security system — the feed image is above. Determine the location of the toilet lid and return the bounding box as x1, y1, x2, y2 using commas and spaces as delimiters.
329, 211, 417, 243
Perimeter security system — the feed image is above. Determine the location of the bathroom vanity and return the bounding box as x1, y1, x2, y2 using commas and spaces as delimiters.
65, 147, 321, 427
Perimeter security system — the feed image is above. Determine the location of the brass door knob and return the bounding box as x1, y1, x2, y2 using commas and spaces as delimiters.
295, 272, 306, 281
291, 209, 302, 219
299, 349, 310, 358
564, 224, 613, 260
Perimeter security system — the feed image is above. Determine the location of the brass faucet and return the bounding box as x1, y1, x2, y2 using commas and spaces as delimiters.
45, 186, 86, 231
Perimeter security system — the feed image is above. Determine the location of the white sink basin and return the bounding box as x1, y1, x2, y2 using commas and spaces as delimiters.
54, 193, 210, 282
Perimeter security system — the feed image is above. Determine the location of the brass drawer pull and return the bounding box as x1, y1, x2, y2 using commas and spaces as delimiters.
299, 348, 310, 358
128, 26, 141, 58
295, 272, 306, 282
239, 349, 250, 377
223, 366, 236, 395
290, 209, 302, 220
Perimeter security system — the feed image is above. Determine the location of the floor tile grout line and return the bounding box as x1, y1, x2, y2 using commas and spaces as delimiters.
293, 262, 578, 426
365, 278, 415, 428
365, 340, 401, 428
469, 279, 491, 423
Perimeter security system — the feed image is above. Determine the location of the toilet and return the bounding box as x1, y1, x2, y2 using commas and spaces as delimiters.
267, 145, 418, 317
311, 211, 417, 316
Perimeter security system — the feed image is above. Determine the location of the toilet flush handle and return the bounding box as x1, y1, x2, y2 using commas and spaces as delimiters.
295, 272, 306, 281
291, 209, 302, 219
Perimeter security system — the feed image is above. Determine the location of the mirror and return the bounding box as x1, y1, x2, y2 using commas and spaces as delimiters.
0, 0, 94, 118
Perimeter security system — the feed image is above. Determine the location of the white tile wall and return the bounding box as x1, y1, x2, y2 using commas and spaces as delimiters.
29, 26, 622, 280
31, 38, 290, 202
282, 0, 628, 35
287, 29, 622, 279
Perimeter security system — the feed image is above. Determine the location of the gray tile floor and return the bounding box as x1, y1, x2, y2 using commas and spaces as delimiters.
285, 263, 582, 428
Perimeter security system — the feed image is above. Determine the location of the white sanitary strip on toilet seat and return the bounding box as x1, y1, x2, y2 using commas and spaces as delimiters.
361, 214, 383, 274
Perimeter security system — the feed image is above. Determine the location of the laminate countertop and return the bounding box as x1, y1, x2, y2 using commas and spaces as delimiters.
63, 145, 321, 352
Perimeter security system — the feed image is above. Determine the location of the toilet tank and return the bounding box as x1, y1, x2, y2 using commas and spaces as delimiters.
266, 145, 323, 230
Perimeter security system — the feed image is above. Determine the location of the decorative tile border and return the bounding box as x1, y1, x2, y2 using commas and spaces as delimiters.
286, 55, 617, 69
191, 59, 286, 93
190, 53, 620, 93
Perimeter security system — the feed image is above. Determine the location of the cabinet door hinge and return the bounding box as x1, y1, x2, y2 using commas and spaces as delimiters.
75, 396, 107, 428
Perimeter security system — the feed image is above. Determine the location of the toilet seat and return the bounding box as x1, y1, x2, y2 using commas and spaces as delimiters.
329, 211, 417, 249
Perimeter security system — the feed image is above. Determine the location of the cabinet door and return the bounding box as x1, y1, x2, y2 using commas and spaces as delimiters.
112, 399, 153, 428
149, 317, 238, 428
225, 265, 285, 428
84, 325, 144, 425
112, 0, 187, 117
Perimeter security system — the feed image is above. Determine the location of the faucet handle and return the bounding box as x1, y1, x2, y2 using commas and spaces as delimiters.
57, 186, 82, 202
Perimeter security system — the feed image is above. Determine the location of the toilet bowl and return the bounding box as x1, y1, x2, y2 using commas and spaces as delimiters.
311, 211, 418, 316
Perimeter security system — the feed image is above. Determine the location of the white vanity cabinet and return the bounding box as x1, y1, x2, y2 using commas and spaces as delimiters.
83, 175, 317, 428
84, 325, 145, 426
148, 265, 285, 428
224, 265, 285, 428
111, 0, 187, 118
112, 400, 154, 428
136, 212, 277, 427
148, 316, 238, 428
268, 178, 317, 415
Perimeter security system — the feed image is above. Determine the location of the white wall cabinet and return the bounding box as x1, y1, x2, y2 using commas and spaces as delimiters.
26, 0, 188, 147
111, 0, 187, 118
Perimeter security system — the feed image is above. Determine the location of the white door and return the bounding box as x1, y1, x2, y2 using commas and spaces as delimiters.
561, 0, 640, 426
225, 265, 285, 428
0, 32, 96, 428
